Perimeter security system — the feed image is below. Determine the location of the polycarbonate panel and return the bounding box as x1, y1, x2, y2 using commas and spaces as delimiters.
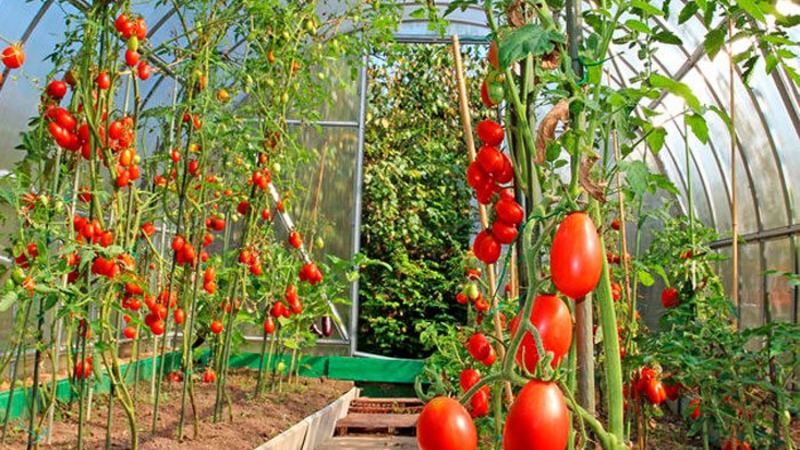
746, 59, 799, 225
661, 121, 715, 229
677, 66, 760, 235
290, 124, 359, 338
287, 59, 362, 123
739, 243, 765, 328
695, 56, 789, 233
764, 239, 795, 322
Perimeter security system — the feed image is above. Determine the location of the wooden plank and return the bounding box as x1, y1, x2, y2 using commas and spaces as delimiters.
336, 413, 419, 429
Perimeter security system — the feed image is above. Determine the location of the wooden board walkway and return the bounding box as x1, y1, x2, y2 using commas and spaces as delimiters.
317, 436, 419, 450
334, 397, 421, 437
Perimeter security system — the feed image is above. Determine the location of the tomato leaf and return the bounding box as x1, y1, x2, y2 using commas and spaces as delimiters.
646, 126, 667, 154
630, 0, 665, 16
737, 0, 766, 23
638, 270, 655, 287
0, 291, 17, 313
649, 74, 701, 112
625, 19, 652, 34
678, 1, 699, 24
685, 113, 708, 144
704, 26, 726, 59
498, 24, 566, 68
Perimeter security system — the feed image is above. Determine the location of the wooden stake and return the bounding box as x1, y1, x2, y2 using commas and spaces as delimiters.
451, 35, 513, 404
729, 19, 739, 319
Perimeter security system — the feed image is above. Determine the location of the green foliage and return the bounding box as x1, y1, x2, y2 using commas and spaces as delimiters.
635, 217, 800, 448
358, 44, 487, 358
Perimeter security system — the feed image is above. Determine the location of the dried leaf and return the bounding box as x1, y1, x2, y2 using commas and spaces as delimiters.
507, 0, 525, 28
535, 100, 569, 164
541, 47, 561, 70
579, 154, 607, 202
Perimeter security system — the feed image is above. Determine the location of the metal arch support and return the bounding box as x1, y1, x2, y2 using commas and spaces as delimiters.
348, 58, 369, 356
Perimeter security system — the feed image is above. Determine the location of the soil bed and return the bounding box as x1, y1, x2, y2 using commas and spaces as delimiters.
0, 369, 353, 450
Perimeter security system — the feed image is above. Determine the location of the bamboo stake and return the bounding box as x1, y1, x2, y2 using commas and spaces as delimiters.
728, 18, 739, 316
451, 35, 513, 405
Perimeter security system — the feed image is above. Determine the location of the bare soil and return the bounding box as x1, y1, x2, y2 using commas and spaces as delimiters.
0, 369, 353, 450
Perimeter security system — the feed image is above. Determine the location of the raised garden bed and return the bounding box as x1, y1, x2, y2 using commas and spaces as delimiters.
0, 369, 353, 450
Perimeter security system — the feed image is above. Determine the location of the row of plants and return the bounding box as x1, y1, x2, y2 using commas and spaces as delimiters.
412, 0, 799, 449
0, 1, 398, 449
358, 43, 486, 359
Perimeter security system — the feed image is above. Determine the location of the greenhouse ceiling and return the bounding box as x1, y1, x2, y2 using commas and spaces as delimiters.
2, 1, 799, 244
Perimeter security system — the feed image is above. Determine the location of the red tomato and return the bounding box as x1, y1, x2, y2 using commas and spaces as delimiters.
476, 119, 504, 147
47, 80, 68, 100
137, 61, 151, 80
150, 320, 165, 336
203, 368, 216, 383
550, 212, 603, 300
480, 79, 496, 108
488, 41, 499, 69
459, 369, 481, 392
469, 388, 489, 418
263, 317, 276, 334
467, 333, 491, 361
288, 231, 303, 249
173, 308, 186, 325
494, 198, 524, 225
476, 146, 504, 177
171, 235, 185, 252
645, 378, 667, 404
689, 398, 701, 420
1, 46, 25, 69
509, 295, 573, 370
466, 161, 489, 189
661, 287, 679, 308
503, 381, 569, 450
96, 72, 111, 90
416, 397, 477, 450
125, 49, 140, 66
455, 292, 469, 305
491, 220, 518, 244
472, 230, 501, 264
210, 320, 224, 334
610, 219, 621, 230
123, 326, 137, 339
480, 346, 496, 366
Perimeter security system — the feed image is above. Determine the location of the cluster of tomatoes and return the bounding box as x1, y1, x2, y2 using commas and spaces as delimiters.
459, 368, 489, 418
455, 268, 491, 314
0, 44, 25, 85
114, 13, 151, 80
238, 247, 264, 276
466, 119, 523, 264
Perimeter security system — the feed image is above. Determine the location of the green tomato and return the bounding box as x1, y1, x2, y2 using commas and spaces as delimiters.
3, 279, 14, 291
465, 283, 480, 301
11, 268, 25, 285
53, 200, 65, 214
315, 237, 324, 249
127, 36, 139, 52
488, 83, 504, 104
271, 162, 281, 174
277, 361, 286, 373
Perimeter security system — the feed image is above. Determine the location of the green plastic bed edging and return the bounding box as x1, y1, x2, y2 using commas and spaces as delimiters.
0, 351, 183, 423
0, 353, 424, 423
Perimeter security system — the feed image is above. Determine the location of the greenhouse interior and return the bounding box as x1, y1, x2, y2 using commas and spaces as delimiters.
0, 0, 798, 449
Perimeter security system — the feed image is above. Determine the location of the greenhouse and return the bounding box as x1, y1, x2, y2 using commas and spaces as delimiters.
0, 0, 798, 449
